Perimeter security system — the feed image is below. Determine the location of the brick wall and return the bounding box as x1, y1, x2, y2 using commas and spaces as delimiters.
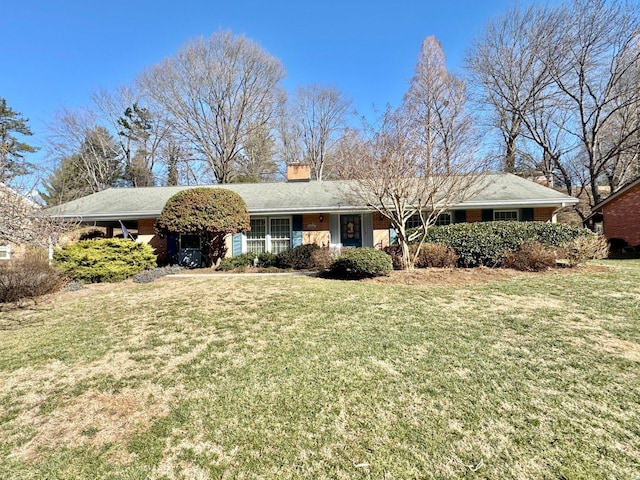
602, 183, 640, 247
466, 210, 482, 222
533, 207, 556, 222
137, 218, 167, 260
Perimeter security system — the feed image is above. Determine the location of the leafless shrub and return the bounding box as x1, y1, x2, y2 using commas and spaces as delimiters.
415, 243, 459, 268
563, 235, 609, 266
311, 247, 341, 271
502, 241, 558, 271
0, 254, 68, 304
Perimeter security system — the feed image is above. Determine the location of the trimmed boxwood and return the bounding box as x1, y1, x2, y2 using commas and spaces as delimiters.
54, 238, 156, 283
329, 248, 393, 279
412, 221, 594, 267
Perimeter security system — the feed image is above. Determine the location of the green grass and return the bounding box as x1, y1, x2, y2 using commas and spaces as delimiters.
0, 261, 639, 479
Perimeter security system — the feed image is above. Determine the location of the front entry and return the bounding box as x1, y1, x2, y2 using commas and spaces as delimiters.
340, 214, 362, 248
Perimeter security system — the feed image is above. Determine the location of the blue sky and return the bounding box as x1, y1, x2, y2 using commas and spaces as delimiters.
2, 0, 541, 163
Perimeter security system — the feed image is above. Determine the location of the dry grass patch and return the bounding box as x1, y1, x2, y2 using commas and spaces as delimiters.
0, 261, 638, 478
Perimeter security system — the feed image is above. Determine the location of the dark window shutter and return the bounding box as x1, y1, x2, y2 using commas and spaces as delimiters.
481, 209, 494, 222
454, 210, 467, 224
522, 208, 534, 222
292, 215, 303, 248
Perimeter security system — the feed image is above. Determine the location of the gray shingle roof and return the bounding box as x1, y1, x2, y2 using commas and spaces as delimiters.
47, 173, 578, 223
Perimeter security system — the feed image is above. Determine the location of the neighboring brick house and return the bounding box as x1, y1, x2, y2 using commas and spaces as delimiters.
587, 176, 640, 249
0, 183, 36, 262
48, 168, 579, 266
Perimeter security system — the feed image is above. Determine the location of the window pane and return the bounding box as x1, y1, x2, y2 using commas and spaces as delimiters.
180, 234, 200, 249
248, 219, 266, 240
270, 218, 290, 254
494, 210, 519, 221
247, 240, 265, 254
406, 214, 422, 229
435, 213, 451, 226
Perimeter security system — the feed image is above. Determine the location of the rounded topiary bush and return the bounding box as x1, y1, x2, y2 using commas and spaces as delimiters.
54, 238, 156, 283
329, 248, 393, 279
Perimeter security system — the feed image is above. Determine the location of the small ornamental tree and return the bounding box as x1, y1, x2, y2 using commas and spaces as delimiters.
155, 188, 250, 266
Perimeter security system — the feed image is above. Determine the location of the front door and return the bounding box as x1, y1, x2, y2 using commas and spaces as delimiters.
340, 215, 362, 248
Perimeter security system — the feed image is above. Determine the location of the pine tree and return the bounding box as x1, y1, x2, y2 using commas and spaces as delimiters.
0, 97, 38, 183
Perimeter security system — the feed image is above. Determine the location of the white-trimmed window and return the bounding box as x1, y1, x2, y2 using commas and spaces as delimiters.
407, 212, 452, 228
435, 212, 452, 226
247, 218, 267, 254
494, 210, 519, 221
0, 245, 10, 260
247, 217, 291, 254
270, 218, 291, 254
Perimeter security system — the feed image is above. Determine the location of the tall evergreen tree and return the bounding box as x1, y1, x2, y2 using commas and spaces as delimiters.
40, 154, 91, 206
0, 97, 38, 183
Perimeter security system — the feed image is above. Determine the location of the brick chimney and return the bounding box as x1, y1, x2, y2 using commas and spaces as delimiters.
286, 163, 312, 182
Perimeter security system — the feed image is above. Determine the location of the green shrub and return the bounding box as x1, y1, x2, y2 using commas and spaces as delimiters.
276, 244, 321, 270
419, 221, 593, 267
0, 255, 67, 303
563, 234, 609, 266
217, 252, 276, 271
329, 248, 393, 279
54, 238, 156, 283
502, 241, 559, 271
415, 243, 459, 268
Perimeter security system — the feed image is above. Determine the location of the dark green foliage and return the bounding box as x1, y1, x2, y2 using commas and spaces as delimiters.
418, 221, 593, 267
329, 248, 393, 279
502, 241, 559, 271
155, 188, 250, 236
155, 188, 250, 267
53, 238, 156, 283
0, 255, 67, 303
276, 244, 321, 270
39, 154, 91, 206
217, 252, 277, 271
0, 97, 37, 183
118, 103, 155, 187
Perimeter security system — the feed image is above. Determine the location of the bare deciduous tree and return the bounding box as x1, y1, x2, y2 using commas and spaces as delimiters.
345, 38, 484, 269
551, 0, 640, 204
405, 37, 477, 173
47, 108, 123, 194
93, 86, 176, 187
345, 109, 482, 270
468, 0, 640, 214
279, 84, 354, 180
139, 30, 286, 184
466, 5, 559, 174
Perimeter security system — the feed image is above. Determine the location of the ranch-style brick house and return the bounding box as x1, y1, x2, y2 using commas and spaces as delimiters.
48, 166, 579, 266
586, 175, 640, 249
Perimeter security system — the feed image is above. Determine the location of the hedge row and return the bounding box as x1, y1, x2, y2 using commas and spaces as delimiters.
413, 221, 594, 267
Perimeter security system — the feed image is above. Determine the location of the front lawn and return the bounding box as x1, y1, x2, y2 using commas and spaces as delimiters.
0, 261, 639, 478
